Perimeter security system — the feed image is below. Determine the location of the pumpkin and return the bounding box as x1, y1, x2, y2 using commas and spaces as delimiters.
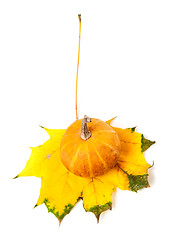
60, 115, 121, 177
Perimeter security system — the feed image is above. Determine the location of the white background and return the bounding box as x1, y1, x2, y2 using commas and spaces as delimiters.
0, 0, 171, 239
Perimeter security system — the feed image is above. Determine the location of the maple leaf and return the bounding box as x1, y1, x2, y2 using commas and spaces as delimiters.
15, 119, 155, 223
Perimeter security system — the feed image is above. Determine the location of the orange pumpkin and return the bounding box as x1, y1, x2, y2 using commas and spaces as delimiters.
60, 116, 121, 177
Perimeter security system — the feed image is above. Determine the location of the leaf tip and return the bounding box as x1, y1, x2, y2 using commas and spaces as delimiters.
12, 175, 19, 179
33, 204, 38, 209
58, 220, 62, 227
105, 117, 117, 126
128, 126, 137, 133
141, 135, 156, 152
96, 215, 100, 224
86, 202, 112, 223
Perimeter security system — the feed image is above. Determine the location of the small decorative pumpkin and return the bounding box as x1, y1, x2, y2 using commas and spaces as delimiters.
60, 115, 121, 177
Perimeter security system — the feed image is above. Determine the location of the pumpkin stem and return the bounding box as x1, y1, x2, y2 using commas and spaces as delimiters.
80, 115, 92, 140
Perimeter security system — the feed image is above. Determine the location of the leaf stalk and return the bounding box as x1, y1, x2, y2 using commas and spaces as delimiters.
75, 14, 81, 120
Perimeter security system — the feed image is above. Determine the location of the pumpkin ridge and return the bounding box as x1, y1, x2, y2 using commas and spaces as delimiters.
86, 145, 94, 177
91, 141, 108, 169
69, 146, 81, 170
95, 138, 116, 150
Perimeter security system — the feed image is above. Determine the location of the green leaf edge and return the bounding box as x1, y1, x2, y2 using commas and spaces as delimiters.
43, 198, 78, 223
84, 201, 112, 223
127, 127, 155, 152
127, 126, 137, 133
118, 166, 150, 192
127, 174, 149, 192
141, 134, 155, 152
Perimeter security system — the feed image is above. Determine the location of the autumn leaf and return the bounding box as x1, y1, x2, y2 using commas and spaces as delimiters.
15, 117, 155, 224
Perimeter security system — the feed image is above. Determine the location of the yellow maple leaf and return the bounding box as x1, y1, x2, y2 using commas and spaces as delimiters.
15, 119, 154, 223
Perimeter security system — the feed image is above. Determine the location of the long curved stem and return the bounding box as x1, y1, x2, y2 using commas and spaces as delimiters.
75, 14, 81, 120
